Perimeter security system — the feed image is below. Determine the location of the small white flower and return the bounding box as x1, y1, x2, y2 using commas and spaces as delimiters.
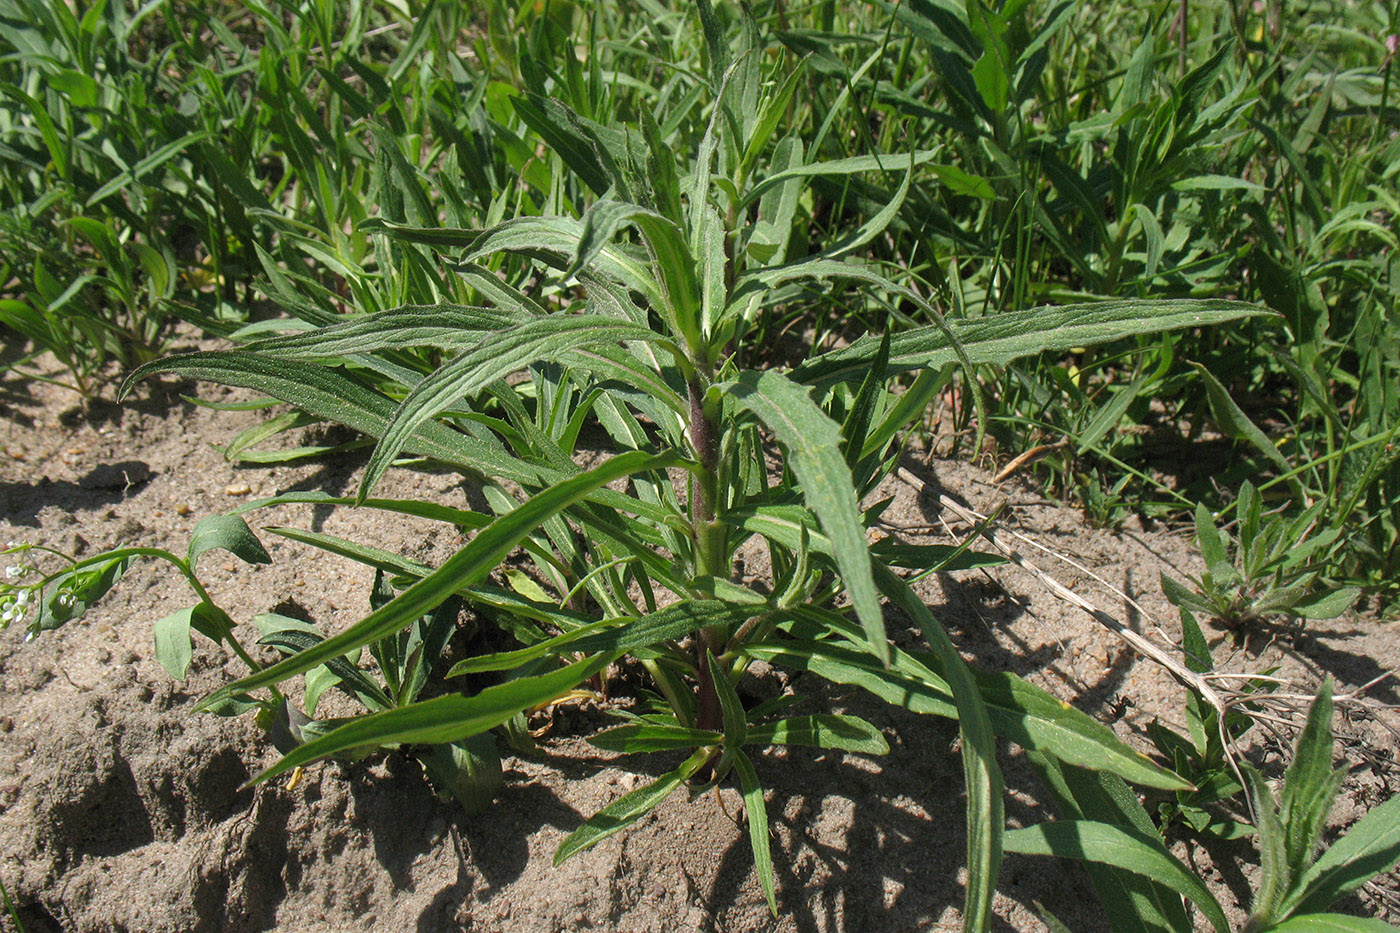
5, 566, 19, 578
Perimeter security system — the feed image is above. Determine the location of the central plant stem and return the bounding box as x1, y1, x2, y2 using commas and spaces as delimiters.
687, 372, 727, 737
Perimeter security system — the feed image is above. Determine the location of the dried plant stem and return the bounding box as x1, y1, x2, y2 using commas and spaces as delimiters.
894, 466, 1255, 810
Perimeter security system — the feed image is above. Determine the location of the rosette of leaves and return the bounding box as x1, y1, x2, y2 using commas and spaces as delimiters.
121, 12, 1265, 927
1163, 481, 1361, 632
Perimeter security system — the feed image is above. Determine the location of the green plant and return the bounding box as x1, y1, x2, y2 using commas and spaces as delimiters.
1146, 607, 1263, 842
80, 11, 1270, 925
1008, 679, 1400, 932
1162, 481, 1361, 632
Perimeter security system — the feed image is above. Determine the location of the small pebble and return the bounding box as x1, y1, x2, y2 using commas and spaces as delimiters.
225, 481, 252, 496
0, 717, 13, 733
175, 503, 191, 516
222, 563, 236, 573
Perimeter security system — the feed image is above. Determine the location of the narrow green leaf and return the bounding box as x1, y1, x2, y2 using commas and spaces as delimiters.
555, 747, 711, 864
727, 370, 887, 665
1262, 915, 1400, 932
1191, 364, 1304, 499
589, 724, 723, 753
734, 750, 779, 916
709, 650, 748, 748
746, 714, 890, 755
1004, 822, 1229, 933
85, 130, 212, 206
1027, 753, 1194, 933
876, 564, 1003, 931
360, 315, 669, 500
198, 450, 679, 710
1248, 766, 1291, 925
448, 600, 752, 676
123, 351, 546, 487
746, 630, 1188, 789
1293, 588, 1360, 621
797, 300, 1270, 389
1195, 502, 1228, 570
1285, 794, 1400, 917
246, 653, 614, 786
1281, 680, 1343, 885
243, 305, 527, 360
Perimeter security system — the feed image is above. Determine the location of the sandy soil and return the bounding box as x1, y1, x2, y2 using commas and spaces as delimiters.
0, 348, 1396, 933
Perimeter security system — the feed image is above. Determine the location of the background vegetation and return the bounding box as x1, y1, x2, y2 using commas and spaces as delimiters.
4, 0, 1395, 605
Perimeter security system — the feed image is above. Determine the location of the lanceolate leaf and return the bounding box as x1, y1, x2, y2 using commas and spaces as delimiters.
570, 200, 701, 353
726, 369, 887, 665
447, 600, 754, 676
589, 724, 723, 753
123, 352, 546, 486
242, 305, 529, 360
1191, 363, 1303, 498
245, 652, 615, 786
876, 564, 1003, 932
197, 450, 680, 710
1028, 753, 1195, 933
1004, 822, 1229, 933
734, 751, 779, 916
1284, 793, 1400, 918
1280, 680, 1345, 886
555, 747, 711, 865
366, 216, 661, 307
795, 300, 1270, 388
1263, 916, 1400, 932
360, 315, 672, 500
746, 714, 890, 755
744, 634, 1189, 790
